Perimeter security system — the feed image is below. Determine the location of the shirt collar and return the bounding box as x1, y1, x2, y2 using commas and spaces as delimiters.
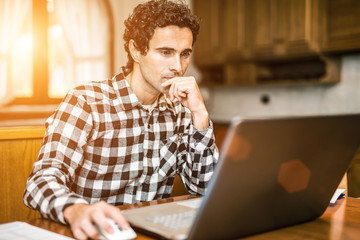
112, 67, 175, 114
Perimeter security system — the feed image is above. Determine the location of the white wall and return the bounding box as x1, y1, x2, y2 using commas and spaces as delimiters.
205, 54, 360, 123
109, 0, 142, 74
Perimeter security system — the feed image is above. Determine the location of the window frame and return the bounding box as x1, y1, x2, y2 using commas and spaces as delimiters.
8, 0, 114, 106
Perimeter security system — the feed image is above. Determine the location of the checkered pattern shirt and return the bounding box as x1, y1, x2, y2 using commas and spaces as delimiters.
23, 69, 219, 224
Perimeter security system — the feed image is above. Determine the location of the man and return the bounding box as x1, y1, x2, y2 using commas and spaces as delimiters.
24, 0, 219, 239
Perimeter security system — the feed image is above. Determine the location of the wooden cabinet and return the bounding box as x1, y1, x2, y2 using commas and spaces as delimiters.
283, 0, 323, 56
223, 0, 250, 60
323, 0, 360, 52
203, 0, 324, 61
193, 0, 360, 85
247, 0, 275, 58
193, 0, 225, 67
247, 0, 323, 59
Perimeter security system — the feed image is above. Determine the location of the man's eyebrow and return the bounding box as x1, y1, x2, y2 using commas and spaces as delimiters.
155, 47, 193, 52
155, 47, 175, 51
182, 48, 193, 53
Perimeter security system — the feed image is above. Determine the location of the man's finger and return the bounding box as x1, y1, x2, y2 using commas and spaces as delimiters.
106, 207, 130, 230
179, 91, 187, 98
168, 80, 176, 101
72, 228, 88, 240
92, 212, 113, 234
161, 79, 173, 87
161, 77, 178, 87
80, 219, 100, 239
173, 86, 187, 100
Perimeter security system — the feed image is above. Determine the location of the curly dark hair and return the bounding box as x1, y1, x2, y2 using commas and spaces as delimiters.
123, 0, 200, 74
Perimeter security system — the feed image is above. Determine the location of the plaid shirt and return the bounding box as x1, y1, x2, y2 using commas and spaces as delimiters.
24, 69, 219, 224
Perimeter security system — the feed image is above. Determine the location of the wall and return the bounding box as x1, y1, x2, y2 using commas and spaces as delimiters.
109, 0, 142, 74
205, 54, 360, 123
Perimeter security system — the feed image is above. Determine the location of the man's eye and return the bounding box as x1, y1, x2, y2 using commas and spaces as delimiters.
161, 50, 172, 56
181, 51, 191, 58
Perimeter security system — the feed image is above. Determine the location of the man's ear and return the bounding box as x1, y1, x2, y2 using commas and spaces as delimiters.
129, 40, 140, 63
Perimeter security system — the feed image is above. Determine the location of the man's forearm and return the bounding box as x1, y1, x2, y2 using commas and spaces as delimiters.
192, 109, 210, 130
24, 168, 88, 224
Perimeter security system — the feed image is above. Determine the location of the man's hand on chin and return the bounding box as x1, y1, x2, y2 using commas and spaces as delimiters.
63, 201, 129, 240
161, 76, 209, 130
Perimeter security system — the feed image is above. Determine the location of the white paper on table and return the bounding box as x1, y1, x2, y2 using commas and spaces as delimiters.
0, 221, 74, 240
330, 189, 346, 205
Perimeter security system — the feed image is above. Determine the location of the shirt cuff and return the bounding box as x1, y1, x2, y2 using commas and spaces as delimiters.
55, 195, 89, 224
190, 120, 216, 152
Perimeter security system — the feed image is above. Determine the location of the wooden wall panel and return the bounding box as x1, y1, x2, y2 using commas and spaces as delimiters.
0, 127, 45, 223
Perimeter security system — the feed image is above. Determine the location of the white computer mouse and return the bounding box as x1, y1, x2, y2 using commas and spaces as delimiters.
94, 218, 137, 240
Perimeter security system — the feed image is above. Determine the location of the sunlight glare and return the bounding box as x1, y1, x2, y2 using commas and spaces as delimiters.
49, 24, 63, 38
16, 34, 33, 51
11, 33, 33, 97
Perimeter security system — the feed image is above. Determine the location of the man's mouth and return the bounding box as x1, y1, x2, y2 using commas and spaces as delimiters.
161, 72, 178, 80
162, 76, 175, 82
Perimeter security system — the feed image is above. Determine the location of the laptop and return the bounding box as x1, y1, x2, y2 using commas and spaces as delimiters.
122, 114, 360, 240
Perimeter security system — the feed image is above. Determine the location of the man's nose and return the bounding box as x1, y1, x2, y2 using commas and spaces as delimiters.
169, 55, 182, 75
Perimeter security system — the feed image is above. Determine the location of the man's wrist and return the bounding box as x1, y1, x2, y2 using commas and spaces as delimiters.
192, 109, 209, 130
63, 203, 88, 224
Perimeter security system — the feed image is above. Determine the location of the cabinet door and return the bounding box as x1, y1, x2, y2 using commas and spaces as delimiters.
193, 0, 224, 67
223, 0, 250, 60
247, 0, 322, 59
324, 0, 360, 52
247, 0, 276, 58
279, 0, 323, 56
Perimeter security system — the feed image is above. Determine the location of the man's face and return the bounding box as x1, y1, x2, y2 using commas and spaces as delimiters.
137, 25, 193, 95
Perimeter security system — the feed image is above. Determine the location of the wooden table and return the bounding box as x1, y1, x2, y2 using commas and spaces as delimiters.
26, 195, 360, 239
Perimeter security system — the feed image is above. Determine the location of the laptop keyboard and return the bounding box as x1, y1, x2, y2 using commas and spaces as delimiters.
148, 210, 196, 230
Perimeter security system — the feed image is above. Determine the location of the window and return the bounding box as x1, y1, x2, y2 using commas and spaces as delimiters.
0, 0, 113, 106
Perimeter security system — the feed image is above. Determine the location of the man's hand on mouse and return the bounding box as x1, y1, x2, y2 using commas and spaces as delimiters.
63, 201, 129, 240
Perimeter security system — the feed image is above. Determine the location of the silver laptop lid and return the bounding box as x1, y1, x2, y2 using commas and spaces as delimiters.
188, 114, 360, 239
